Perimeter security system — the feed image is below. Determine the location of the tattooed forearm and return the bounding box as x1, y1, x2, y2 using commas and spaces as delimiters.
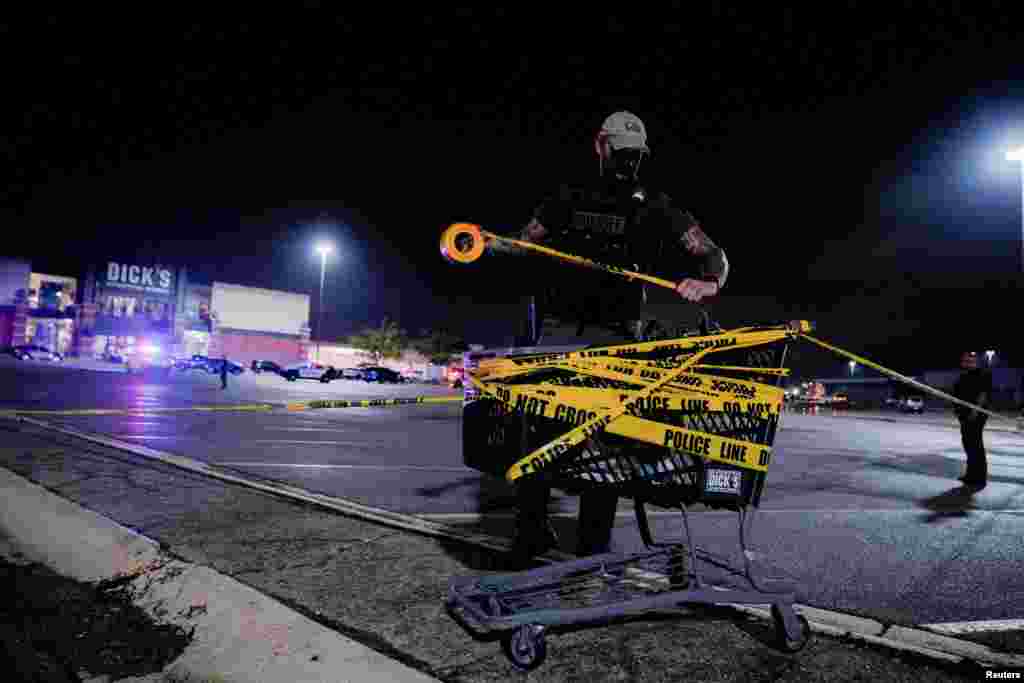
682, 224, 716, 255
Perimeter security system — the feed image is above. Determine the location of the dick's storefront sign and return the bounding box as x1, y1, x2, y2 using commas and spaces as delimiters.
105, 262, 174, 293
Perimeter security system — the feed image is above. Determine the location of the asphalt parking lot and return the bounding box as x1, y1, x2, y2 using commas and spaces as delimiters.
2, 357, 1024, 680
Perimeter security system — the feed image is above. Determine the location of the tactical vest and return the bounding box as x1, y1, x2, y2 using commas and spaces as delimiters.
530, 180, 702, 333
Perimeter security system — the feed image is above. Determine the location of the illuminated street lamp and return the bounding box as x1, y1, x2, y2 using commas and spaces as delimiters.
315, 243, 333, 364
1006, 147, 1024, 271
848, 360, 856, 376
986, 349, 996, 366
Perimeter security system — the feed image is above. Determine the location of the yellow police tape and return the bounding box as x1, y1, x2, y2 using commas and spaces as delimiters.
440, 222, 1018, 486
286, 396, 463, 411
801, 334, 1016, 424
467, 325, 799, 483
466, 320, 1021, 484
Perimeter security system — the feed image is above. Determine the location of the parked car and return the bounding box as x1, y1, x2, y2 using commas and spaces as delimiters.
446, 363, 465, 389
402, 368, 426, 383
899, 396, 924, 414
204, 358, 246, 376
104, 350, 128, 364
362, 366, 406, 383
281, 361, 335, 383
251, 360, 284, 375
12, 345, 63, 362
173, 354, 210, 371
338, 368, 365, 380
2, 346, 28, 360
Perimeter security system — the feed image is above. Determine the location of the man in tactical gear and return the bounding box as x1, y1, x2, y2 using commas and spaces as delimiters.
509, 111, 730, 564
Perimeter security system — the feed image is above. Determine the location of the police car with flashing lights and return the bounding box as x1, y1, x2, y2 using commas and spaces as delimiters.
125, 342, 171, 372
281, 361, 336, 383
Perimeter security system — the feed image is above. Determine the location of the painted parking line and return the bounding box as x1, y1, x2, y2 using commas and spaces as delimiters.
0, 395, 462, 418
416, 508, 1024, 521
418, 511, 685, 520
260, 427, 356, 433
920, 619, 1024, 634
219, 462, 474, 473
0, 404, 276, 417
244, 440, 386, 447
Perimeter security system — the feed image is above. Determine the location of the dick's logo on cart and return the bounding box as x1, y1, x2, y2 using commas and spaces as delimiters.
106, 263, 173, 291
705, 469, 741, 495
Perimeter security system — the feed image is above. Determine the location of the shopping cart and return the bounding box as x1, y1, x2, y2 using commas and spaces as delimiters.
447, 322, 811, 671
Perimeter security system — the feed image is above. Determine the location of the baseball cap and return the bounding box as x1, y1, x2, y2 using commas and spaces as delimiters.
599, 111, 649, 153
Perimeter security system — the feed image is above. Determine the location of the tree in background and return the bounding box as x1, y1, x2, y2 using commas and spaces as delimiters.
347, 318, 408, 364
410, 327, 468, 365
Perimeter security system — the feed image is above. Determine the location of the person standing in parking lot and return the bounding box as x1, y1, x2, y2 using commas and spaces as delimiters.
220, 354, 229, 390
953, 351, 992, 489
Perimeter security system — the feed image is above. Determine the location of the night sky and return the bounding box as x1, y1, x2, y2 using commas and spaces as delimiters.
5, 5, 1024, 373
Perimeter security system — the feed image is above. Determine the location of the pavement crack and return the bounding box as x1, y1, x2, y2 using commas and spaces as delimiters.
232, 567, 266, 577
333, 531, 401, 554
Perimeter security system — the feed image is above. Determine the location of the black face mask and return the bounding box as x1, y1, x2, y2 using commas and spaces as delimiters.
605, 147, 647, 181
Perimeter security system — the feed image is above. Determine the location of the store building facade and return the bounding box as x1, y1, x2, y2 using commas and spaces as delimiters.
75, 261, 184, 360
206, 282, 312, 365
0, 259, 79, 356
1, 258, 312, 365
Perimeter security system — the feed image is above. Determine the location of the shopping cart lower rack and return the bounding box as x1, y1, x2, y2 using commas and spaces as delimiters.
447, 323, 812, 671
447, 503, 810, 671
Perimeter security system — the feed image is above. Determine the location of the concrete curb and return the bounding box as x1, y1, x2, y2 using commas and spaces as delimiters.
0, 467, 439, 683
613, 566, 1024, 669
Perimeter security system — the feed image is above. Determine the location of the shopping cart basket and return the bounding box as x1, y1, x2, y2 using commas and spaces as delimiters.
447, 322, 812, 671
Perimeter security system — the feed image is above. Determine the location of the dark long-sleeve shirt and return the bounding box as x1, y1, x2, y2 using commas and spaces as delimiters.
521, 177, 729, 332
953, 368, 992, 420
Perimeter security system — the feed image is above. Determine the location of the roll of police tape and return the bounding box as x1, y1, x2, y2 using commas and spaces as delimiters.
286, 396, 463, 411
466, 327, 792, 482
440, 222, 681, 291
440, 223, 487, 264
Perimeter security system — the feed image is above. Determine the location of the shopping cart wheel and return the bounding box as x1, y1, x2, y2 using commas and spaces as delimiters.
502, 624, 547, 671
771, 605, 811, 653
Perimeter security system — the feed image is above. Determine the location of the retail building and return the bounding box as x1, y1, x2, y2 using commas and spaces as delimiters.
0, 258, 312, 365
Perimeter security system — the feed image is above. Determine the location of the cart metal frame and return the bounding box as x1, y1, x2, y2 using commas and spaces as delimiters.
448, 329, 811, 671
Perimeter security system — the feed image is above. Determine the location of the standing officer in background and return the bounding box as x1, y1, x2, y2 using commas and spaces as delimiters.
507, 111, 730, 565
220, 354, 229, 390
953, 351, 992, 489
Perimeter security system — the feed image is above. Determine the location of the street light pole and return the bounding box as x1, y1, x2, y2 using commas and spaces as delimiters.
1006, 148, 1024, 272
315, 245, 332, 364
